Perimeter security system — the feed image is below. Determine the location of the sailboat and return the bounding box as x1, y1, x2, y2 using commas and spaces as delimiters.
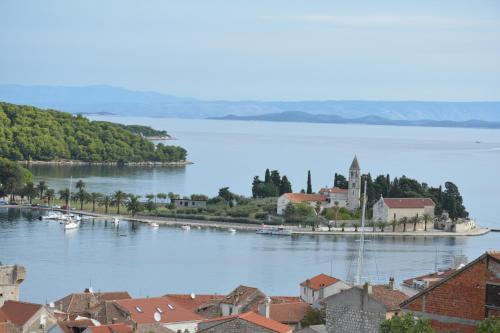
64, 177, 80, 230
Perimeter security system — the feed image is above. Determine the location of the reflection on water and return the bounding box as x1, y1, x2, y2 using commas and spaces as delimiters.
1, 208, 497, 304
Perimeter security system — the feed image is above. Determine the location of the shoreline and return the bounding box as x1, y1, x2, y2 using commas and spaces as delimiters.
17, 160, 193, 166
4, 205, 490, 237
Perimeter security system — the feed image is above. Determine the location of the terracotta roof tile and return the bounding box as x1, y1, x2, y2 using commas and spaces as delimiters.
371, 286, 408, 310
319, 188, 348, 194
0, 301, 42, 326
200, 312, 292, 333
115, 297, 203, 324
267, 302, 310, 324
300, 274, 341, 291
383, 198, 435, 209
54, 291, 131, 314
284, 194, 327, 203
402, 268, 457, 287
86, 324, 133, 333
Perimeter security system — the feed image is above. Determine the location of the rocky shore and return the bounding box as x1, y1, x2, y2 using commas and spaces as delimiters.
18, 159, 192, 166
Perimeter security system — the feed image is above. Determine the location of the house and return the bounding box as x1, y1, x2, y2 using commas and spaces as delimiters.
53, 289, 131, 321
48, 319, 97, 333
0, 265, 26, 307
198, 311, 292, 333
400, 251, 500, 333
82, 324, 133, 333
300, 274, 350, 306
113, 297, 204, 333
162, 294, 225, 319
401, 268, 457, 296
277, 156, 362, 215
0, 300, 57, 333
323, 282, 408, 333
219, 285, 266, 316
257, 297, 310, 331
171, 199, 207, 209
372, 197, 435, 223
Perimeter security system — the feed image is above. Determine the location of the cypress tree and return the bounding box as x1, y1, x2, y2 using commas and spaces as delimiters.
280, 176, 292, 195
264, 169, 271, 184
307, 170, 312, 194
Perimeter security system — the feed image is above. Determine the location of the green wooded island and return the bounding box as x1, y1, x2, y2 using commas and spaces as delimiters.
0, 102, 187, 164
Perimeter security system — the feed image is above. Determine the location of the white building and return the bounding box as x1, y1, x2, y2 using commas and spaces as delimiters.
300, 274, 351, 306
372, 197, 435, 223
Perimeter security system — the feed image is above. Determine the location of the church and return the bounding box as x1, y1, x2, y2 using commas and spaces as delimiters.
276, 156, 361, 215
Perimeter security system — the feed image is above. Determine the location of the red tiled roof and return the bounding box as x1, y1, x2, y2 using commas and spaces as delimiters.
383, 198, 435, 209
0, 310, 7, 322
115, 297, 203, 324
0, 301, 42, 326
267, 302, 310, 324
86, 324, 133, 333
371, 286, 408, 310
402, 268, 457, 287
319, 188, 348, 194
284, 193, 327, 203
300, 274, 341, 290
162, 294, 224, 313
200, 312, 292, 333
270, 296, 302, 304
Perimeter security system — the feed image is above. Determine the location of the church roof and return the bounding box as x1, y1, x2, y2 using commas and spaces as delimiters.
383, 198, 435, 209
350, 156, 360, 170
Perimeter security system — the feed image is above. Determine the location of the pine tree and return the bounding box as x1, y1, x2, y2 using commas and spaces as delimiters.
307, 170, 312, 194
279, 176, 292, 195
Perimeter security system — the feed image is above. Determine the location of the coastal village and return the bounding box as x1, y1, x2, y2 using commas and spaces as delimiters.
1, 249, 499, 333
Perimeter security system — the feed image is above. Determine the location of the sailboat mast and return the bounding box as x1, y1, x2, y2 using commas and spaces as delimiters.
355, 180, 368, 285
68, 176, 72, 215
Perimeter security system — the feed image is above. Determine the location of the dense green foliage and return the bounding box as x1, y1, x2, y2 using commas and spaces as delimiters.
0, 102, 186, 162
252, 168, 292, 198
114, 124, 168, 137
476, 317, 500, 333
300, 307, 326, 327
306, 170, 312, 194
380, 314, 435, 333
0, 158, 32, 200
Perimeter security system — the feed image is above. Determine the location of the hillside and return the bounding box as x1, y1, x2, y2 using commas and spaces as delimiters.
1, 84, 500, 121
0, 102, 186, 163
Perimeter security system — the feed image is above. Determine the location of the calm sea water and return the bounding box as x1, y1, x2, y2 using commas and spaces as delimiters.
3, 118, 499, 303
1, 208, 498, 304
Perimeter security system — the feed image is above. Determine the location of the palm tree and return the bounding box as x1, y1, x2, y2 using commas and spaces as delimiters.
411, 215, 420, 232
89, 192, 102, 212
58, 188, 70, 207
126, 195, 143, 217
423, 213, 431, 232
45, 189, 55, 206
36, 181, 48, 199
75, 180, 86, 192
23, 182, 37, 204
392, 213, 397, 232
400, 217, 409, 232
112, 190, 127, 214
99, 195, 112, 214
74, 189, 89, 210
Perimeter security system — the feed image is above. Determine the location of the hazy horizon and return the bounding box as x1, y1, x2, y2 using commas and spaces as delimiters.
1, 0, 500, 101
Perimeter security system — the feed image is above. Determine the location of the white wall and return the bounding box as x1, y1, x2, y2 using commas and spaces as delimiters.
164, 321, 200, 333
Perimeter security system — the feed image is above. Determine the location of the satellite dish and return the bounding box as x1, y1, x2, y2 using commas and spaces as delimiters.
49, 302, 55, 308
154, 312, 161, 322
190, 293, 196, 300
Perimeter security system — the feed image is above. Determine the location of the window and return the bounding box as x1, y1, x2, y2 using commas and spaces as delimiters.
135, 306, 143, 313
486, 283, 500, 308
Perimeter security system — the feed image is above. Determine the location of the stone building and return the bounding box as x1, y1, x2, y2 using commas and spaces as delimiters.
171, 198, 207, 209
198, 311, 292, 333
372, 197, 435, 223
0, 265, 26, 307
401, 251, 500, 333
323, 282, 407, 333
346, 156, 361, 211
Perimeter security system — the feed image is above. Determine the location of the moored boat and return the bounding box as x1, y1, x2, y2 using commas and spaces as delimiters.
149, 222, 159, 228
181, 225, 191, 231
256, 224, 292, 236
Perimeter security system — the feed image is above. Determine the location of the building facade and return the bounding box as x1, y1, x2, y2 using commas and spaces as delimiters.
299, 274, 350, 306
372, 197, 435, 223
346, 156, 361, 211
0, 265, 25, 307
171, 199, 207, 209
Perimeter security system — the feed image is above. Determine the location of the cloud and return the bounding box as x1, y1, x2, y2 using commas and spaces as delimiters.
259, 14, 500, 29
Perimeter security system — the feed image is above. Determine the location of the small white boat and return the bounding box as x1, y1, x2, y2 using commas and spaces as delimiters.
42, 212, 63, 220
228, 228, 237, 233
256, 225, 292, 236
64, 219, 80, 230
181, 225, 191, 231
149, 222, 159, 228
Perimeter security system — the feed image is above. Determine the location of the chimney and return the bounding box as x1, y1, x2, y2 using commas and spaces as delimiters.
363, 283, 372, 295
388, 277, 395, 290
258, 297, 271, 318
112, 318, 117, 324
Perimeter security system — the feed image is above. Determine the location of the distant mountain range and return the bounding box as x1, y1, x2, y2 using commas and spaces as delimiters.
1, 84, 500, 124
210, 111, 500, 129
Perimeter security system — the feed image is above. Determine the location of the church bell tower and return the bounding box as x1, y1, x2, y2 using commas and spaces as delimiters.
347, 155, 361, 211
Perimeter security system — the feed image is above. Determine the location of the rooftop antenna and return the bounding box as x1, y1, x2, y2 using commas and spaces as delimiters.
355, 180, 367, 286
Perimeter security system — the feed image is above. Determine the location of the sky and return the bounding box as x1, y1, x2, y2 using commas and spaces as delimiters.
1, 0, 500, 101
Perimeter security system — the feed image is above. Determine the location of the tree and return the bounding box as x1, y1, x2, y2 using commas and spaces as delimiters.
334, 173, 348, 189
191, 194, 208, 200
400, 217, 408, 232
0, 158, 32, 201
306, 170, 312, 194
74, 188, 89, 210
156, 193, 167, 203
252, 176, 263, 198
218, 187, 235, 203
112, 190, 128, 214
89, 192, 102, 212
264, 168, 271, 183
58, 188, 70, 207
283, 202, 315, 223
126, 195, 143, 217
380, 313, 435, 333
75, 179, 86, 192
279, 176, 292, 195
300, 307, 325, 327
442, 181, 468, 219
411, 215, 419, 232
99, 195, 112, 214
23, 182, 37, 204
45, 188, 55, 206
423, 213, 431, 232
476, 317, 500, 333
36, 181, 48, 199
270, 170, 281, 188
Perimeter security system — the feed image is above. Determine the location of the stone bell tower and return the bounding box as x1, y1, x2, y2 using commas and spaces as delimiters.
0, 264, 26, 307
347, 155, 361, 211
